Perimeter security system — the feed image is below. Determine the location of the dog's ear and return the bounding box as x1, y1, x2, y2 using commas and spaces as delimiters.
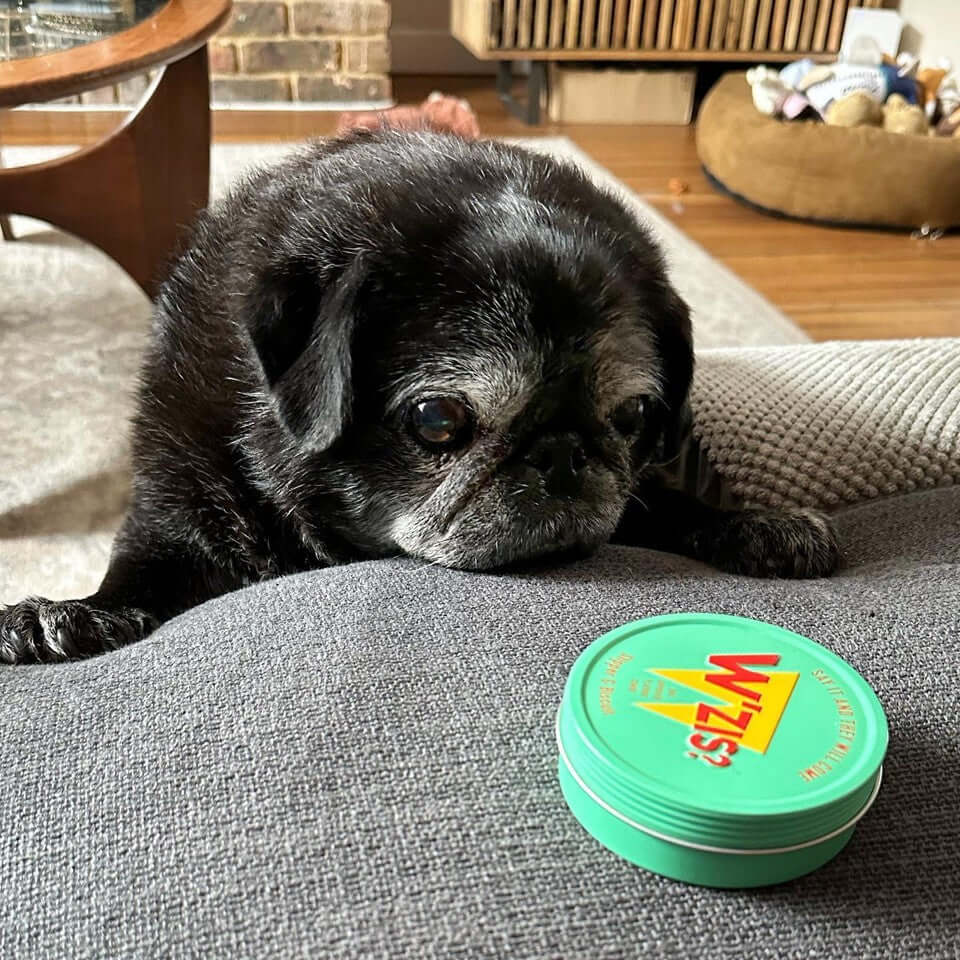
652, 285, 694, 465
247, 258, 366, 452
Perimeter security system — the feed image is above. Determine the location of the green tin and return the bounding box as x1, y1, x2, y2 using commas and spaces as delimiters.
557, 614, 888, 888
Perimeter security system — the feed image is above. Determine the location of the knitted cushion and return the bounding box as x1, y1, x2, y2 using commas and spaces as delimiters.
690, 339, 960, 510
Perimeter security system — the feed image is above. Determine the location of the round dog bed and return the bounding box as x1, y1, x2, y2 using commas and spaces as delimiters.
696, 72, 960, 230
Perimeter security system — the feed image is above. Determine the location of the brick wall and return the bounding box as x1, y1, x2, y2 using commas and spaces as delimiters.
211, 0, 392, 104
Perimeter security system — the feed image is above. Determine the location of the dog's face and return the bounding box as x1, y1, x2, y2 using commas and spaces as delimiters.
243, 137, 692, 570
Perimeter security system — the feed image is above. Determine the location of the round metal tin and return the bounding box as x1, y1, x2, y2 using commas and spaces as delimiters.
557, 613, 888, 887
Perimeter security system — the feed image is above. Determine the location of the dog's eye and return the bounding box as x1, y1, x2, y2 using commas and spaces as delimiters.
410, 397, 472, 449
611, 396, 646, 435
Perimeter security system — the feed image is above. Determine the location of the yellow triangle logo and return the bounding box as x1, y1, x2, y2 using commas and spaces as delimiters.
635, 655, 798, 755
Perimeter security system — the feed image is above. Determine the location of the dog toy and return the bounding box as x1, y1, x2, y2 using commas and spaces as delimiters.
825, 91, 883, 127
745, 66, 816, 120
745, 66, 792, 116
936, 105, 960, 137
752, 57, 926, 124
336, 92, 480, 139
916, 60, 952, 120
882, 93, 929, 136
885, 52, 920, 79
937, 75, 960, 120
794, 64, 834, 92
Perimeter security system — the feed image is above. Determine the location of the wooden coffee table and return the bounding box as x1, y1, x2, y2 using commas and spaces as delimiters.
0, 0, 231, 296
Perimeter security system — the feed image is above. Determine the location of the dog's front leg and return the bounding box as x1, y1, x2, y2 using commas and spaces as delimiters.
612, 482, 840, 579
0, 523, 239, 664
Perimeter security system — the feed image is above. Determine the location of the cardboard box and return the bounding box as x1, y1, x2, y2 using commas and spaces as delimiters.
547, 64, 696, 125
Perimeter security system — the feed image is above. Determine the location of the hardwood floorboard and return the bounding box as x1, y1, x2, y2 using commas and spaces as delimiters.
3, 73, 958, 341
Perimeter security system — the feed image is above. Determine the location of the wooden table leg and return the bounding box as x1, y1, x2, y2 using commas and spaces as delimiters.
0, 45, 211, 297
0, 113, 14, 240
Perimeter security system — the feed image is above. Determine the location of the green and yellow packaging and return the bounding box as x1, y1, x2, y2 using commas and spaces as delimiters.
557, 614, 888, 888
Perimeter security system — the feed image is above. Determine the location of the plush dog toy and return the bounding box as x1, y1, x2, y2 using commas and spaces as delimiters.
916, 61, 952, 120
883, 93, 929, 136
825, 91, 883, 127
336, 92, 480, 138
745, 66, 816, 119
936, 105, 960, 137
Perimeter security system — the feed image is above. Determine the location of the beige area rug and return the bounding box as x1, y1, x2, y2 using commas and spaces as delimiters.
0, 137, 808, 602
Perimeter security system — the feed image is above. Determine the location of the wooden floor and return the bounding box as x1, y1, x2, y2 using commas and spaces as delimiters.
4, 73, 959, 341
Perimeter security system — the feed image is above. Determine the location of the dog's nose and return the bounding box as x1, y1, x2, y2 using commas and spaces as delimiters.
523, 433, 588, 496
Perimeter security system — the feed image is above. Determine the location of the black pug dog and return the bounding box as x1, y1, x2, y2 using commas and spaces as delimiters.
0, 131, 838, 664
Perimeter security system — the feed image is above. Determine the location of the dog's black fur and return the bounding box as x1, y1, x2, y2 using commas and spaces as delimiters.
0, 131, 838, 663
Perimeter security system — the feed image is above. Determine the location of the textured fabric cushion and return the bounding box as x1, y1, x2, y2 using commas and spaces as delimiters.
696, 73, 960, 229
689, 338, 960, 510
2, 487, 959, 958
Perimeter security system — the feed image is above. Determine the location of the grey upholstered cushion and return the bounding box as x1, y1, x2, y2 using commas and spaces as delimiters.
2, 487, 958, 959
690, 339, 960, 511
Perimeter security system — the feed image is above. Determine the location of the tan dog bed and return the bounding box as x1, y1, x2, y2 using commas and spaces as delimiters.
696, 72, 960, 230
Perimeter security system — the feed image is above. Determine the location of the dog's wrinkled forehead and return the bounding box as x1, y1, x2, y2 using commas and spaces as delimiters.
384, 328, 542, 427
381, 310, 664, 427
366, 210, 670, 428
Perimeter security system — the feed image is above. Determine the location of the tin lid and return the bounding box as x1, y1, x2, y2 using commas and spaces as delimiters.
558, 614, 888, 851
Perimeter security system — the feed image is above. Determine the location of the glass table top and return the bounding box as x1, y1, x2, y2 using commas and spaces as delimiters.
0, 0, 166, 62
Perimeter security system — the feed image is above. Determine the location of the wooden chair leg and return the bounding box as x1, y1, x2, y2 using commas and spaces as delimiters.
0, 45, 211, 295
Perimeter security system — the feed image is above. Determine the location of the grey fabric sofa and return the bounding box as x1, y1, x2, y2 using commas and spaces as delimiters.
2, 341, 959, 959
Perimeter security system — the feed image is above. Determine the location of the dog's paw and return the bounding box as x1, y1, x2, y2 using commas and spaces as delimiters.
705, 507, 840, 579
0, 597, 154, 664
